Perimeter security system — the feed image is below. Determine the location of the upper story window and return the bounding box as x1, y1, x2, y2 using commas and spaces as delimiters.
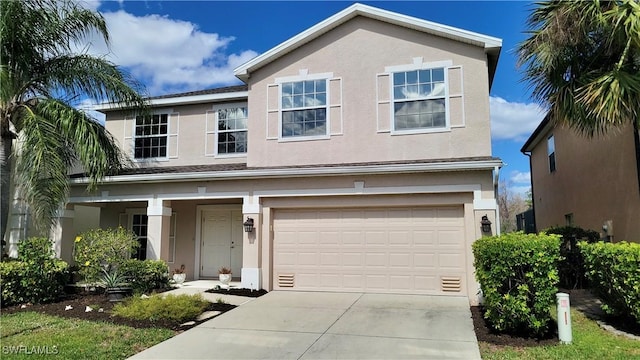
217, 107, 247, 155
281, 79, 327, 138
547, 134, 556, 172
392, 68, 446, 132
134, 114, 168, 159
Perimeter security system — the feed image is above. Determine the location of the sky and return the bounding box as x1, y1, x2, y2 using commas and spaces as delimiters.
82, 0, 545, 195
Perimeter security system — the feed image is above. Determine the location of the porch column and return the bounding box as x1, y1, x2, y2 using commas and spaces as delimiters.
146, 200, 171, 261
51, 204, 75, 263
241, 197, 261, 290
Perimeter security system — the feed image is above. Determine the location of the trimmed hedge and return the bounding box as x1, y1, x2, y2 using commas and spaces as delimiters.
473, 232, 561, 337
580, 241, 640, 324
0, 237, 69, 306
545, 226, 600, 289
120, 259, 171, 294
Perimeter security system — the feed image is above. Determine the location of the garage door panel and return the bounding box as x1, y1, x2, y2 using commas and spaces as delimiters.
273, 207, 466, 295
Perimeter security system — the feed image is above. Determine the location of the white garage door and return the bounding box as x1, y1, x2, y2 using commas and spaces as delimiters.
273, 207, 467, 295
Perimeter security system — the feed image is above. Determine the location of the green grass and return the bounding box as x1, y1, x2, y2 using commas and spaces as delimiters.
0, 312, 174, 360
480, 309, 640, 359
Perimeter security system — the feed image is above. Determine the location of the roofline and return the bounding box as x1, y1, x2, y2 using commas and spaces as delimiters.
93, 91, 248, 112
70, 159, 503, 185
521, 114, 551, 153
233, 3, 502, 82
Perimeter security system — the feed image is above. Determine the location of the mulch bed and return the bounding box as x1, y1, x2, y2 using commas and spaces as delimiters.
205, 287, 268, 298
471, 306, 558, 347
1, 292, 236, 332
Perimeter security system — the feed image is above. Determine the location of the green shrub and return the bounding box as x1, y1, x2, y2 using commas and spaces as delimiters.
73, 227, 139, 282
120, 259, 171, 294
473, 232, 561, 337
580, 241, 640, 324
0, 237, 69, 306
545, 226, 600, 289
113, 294, 209, 323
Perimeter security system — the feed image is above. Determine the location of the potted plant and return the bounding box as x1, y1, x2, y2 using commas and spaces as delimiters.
218, 267, 232, 286
172, 264, 186, 284
101, 269, 132, 302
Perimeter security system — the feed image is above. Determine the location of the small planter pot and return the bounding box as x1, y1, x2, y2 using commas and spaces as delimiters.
106, 287, 132, 302
173, 273, 186, 284
219, 273, 232, 285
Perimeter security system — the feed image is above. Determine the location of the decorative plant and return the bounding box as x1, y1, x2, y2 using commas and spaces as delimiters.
73, 227, 140, 283
173, 264, 186, 275
218, 267, 232, 275
101, 269, 129, 289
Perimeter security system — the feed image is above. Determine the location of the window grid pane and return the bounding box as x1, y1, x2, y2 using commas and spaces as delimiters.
281, 80, 328, 137
218, 107, 248, 154
134, 114, 168, 159
131, 214, 148, 260
393, 68, 447, 130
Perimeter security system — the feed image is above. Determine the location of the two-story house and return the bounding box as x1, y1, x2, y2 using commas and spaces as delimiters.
45, 3, 501, 304
521, 115, 640, 242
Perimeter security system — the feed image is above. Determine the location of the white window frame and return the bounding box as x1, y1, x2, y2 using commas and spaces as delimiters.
277, 72, 332, 142
208, 104, 248, 158
123, 209, 177, 263
386, 60, 452, 135
548, 134, 556, 173
133, 110, 171, 161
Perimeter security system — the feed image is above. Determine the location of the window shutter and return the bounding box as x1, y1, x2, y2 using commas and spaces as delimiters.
168, 112, 179, 158
376, 73, 391, 132
328, 78, 343, 135
266, 84, 279, 140
124, 116, 134, 157
447, 66, 464, 128
205, 110, 216, 156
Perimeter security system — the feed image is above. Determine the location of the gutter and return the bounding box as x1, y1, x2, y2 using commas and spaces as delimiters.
70, 159, 504, 185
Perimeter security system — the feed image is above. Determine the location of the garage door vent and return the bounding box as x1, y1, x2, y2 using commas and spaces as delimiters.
278, 274, 295, 288
441, 277, 461, 292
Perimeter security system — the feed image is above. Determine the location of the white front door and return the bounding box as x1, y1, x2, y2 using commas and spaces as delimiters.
200, 209, 243, 277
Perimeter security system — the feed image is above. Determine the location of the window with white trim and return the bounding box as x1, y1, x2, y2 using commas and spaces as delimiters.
217, 107, 247, 154
392, 68, 446, 131
281, 79, 327, 138
134, 114, 168, 159
131, 214, 148, 260
548, 134, 556, 172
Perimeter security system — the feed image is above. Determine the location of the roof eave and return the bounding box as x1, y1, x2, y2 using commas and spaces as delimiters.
233, 3, 502, 81
521, 114, 552, 153
70, 159, 504, 185
94, 91, 249, 112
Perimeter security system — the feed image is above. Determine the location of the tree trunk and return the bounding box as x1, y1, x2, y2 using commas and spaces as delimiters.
0, 121, 14, 256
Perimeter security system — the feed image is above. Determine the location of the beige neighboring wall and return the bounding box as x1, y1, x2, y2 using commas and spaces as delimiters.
530, 123, 640, 242
246, 16, 492, 168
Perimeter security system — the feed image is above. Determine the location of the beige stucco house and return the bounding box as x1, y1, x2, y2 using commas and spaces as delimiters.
23, 4, 502, 304
521, 115, 640, 242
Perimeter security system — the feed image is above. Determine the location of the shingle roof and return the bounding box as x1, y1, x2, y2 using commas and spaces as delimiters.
148, 85, 248, 100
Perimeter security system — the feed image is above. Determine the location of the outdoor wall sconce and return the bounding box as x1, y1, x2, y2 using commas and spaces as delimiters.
243, 217, 255, 233
481, 215, 492, 234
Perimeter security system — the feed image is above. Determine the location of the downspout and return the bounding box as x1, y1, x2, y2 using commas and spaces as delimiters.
522, 150, 537, 233
493, 165, 501, 235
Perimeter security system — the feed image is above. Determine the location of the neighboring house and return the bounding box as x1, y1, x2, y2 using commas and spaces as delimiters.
13, 4, 503, 304
521, 115, 640, 242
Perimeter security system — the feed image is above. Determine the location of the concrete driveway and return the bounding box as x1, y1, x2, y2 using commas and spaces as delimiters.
130, 291, 481, 360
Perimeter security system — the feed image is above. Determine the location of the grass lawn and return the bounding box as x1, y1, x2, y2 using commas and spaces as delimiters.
1, 311, 174, 360
479, 309, 640, 360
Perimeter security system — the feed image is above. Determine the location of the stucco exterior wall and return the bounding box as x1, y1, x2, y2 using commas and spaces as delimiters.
246, 16, 492, 168
104, 102, 248, 168
530, 123, 640, 242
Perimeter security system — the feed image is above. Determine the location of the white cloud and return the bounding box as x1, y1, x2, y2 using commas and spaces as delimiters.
77, 9, 257, 94
510, 170, 531, 184
490, 96, 545, 141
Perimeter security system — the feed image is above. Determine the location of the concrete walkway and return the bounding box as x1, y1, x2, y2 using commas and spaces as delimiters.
130, 291, 480, 360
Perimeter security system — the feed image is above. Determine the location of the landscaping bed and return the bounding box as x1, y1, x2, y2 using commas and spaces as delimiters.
205, 287, 268, 297
1, 293, 236, 331
471, 306, 558, 347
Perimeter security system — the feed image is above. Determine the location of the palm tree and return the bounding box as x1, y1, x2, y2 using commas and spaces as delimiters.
0, 0, 147, 247
518, 0, 640, 135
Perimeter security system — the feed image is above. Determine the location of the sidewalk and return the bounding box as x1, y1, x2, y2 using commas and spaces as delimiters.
161, 280, 255, 306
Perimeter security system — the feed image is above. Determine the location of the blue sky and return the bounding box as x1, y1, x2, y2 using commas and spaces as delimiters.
85, 1, 545, 194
